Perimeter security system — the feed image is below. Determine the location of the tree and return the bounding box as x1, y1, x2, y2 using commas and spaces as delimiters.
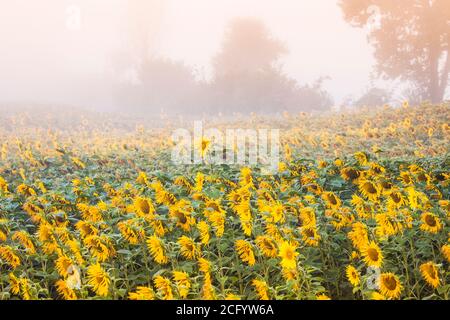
353, 87, 392, 107
210, 17, 332, 114
340, 0, 450, 103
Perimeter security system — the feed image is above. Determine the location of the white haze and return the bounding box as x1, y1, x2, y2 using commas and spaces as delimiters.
0, 0, 376, 110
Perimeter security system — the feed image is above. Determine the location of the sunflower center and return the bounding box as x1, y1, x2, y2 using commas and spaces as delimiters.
425, 215, 436, 227
367, 248, 379, 261
285, 249, 294, 260
383, 276, 397, 290
425, 266, 437, 279
365, 183, 377, 194
328, 195, 337, 205
140, 201, 150, 214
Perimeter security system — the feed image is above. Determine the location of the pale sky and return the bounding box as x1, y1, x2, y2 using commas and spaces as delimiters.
0, 0, 376, 107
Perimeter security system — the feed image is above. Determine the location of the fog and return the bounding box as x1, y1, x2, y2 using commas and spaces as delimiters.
0, 1, 447, 114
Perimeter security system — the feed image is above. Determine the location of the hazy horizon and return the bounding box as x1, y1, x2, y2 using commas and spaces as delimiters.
0, 0, 447, 112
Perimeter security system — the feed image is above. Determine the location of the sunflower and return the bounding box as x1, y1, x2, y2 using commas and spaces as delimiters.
278, 241, 298, 269
235, 239, 256, 266
205, 210, 224, 237
55, 279, 77, 300
420, 212, 442, 234
299, 207, 316, 228
12, 231, 36, 254
346, 265, 360, 287
198, 258, 211, 274
0, 245, 20, 269
301, 226, 321, 247
201, 272, 215, 300
387, 190, 406, 209
420, 262, 440, 288
370, 292, 386, 300
252, 279, 269, 300
361, 241, 383, 268
84, 235, 115, 262
169, 200, 195, 232
196, 137, 211, 159
55, 255, 74, 278
128, 286, 155, 300
379, 273, 402, 299
240, 167, 254, 187
354, 152, 368, 165
399, 171, 413, 185
75, 220, 98, 238
117, 220, 145, 245
86, 263, 110, 297
174, 176, 193, 193
358, 180, 380, 202
256, 236, 278, 258
153, 275, 174, 300
133, 197, 155, 217
197, 221, 210, 245
442, 244, 450, 263
341, 167, 361, 182
225, 293, 241, 300
173, 271, 191, 299
146, 235, 168, 264
177, 236, 200, 260
322, 192, 341, 209
348, 222, 369, 251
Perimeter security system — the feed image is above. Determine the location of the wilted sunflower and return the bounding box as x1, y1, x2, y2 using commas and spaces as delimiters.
86, 263, 110, 297
419, 262, 440, 288
379, 273, 402, 299
256, 236, 278, 258
177, 236, 200, 260
153, 275, 174, 300
278, 241, 298, 269
146, 235, 168, 264
197, 221, 210, 245
201, 272, 215, 300
348, 222, 369, 251
198, 258, 211, 274
172, 271, 191, 299
346, 265, 360, 287
252, 279, 269, 300
0, 245, 21, 269
235, 239, 256, 266
361, 241, 383, 268
11, 231, 36, 254
420, 212, 442, 234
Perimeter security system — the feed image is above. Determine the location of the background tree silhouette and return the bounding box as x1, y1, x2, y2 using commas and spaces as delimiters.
210, 17, 332, 114
340, 0, 450, 103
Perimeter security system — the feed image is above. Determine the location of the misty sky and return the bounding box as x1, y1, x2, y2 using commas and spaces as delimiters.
0, 0, 378, 108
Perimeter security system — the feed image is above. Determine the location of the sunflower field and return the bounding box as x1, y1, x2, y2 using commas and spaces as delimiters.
0, 102, 449, 300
